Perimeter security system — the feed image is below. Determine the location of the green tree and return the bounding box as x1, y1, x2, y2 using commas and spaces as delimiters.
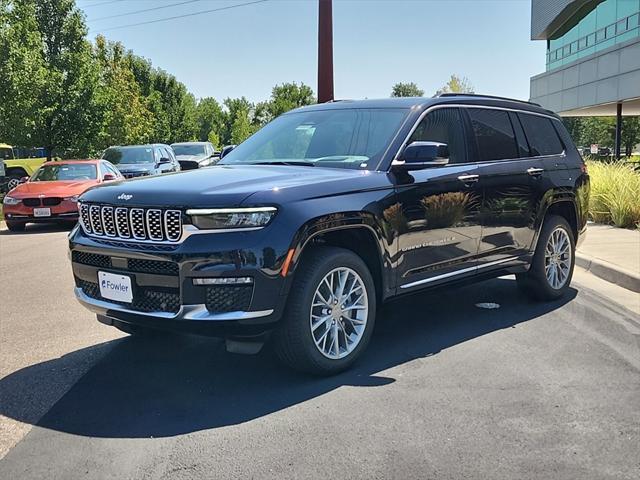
621, 116, 640, 157
195, 97, 224, 142
0, 0, 100, 159
230, 109, 253, 144
267, 82, 315, 119
580, 117, 615, 148
207, 130, 220, 149
93, 36, 153, 150
391, 82, 424, 97
435, 74, 474, 96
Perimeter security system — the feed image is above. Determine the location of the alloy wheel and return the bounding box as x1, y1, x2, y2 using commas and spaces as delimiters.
544, 227, 572, 289
309, 267, 369, 359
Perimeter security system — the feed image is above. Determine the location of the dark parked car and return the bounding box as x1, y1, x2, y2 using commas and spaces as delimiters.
102, 144, 180, 178
170, 141, 218, 170
69, 94, 589, 375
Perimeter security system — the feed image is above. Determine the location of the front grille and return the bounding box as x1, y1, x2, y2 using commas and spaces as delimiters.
42, 197, 62, 206
23, 198, 41, 207
72, 251, 178, 276
79, 203, 182, 243
76, 278, 180, 313
205, 285, 253, 313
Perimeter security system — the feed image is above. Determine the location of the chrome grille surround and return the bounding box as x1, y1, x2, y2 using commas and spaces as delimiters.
78, 203, 182, 243
101, 206, 116, 237
115, 207, 131, 238
146, 209, 163, 241
130, 208, 146, 240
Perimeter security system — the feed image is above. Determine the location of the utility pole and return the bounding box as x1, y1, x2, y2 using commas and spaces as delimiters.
317, 0, 334, 103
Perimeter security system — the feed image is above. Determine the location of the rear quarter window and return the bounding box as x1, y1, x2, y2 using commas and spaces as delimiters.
518, 113, 564, 156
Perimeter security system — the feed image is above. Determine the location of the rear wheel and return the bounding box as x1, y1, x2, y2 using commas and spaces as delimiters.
273, 246, 376, 375
6, 221, 26, 232
517, 215, 575, 301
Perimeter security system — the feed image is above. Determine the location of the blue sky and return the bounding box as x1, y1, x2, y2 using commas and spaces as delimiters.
79, 0, 546, 103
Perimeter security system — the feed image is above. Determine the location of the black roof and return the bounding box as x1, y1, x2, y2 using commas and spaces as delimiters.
291, 94, 556, 117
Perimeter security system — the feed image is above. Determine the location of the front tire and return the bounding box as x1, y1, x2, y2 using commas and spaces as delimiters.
6, 221, 26, 232
273, 246, 376, 375
517, 215, 575, 301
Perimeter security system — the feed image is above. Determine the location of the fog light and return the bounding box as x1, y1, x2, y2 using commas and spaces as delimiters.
193, 277, 253, 285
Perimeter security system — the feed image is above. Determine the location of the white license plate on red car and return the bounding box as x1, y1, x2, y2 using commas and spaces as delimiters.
98, 271, 133, 303
33, 207, 51, 217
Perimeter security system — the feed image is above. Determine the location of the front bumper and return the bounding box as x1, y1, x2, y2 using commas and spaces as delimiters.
69, 226, 289, 336
4, 200, 79, 223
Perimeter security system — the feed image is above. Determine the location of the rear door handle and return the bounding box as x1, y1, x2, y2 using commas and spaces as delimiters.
527, 167, 544, 176
457, 174, 479, 184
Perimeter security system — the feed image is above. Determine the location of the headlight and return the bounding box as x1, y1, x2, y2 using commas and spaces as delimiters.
64, 195, 79, 203
187, 207, 277, 230
3, 196, 20, 205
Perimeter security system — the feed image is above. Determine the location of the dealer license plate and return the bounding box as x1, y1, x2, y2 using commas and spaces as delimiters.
98, 271, 133, 303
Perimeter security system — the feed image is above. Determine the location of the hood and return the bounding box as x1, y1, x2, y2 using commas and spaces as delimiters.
9, 180, 99, 197
80, 165, 390, 208
115, 163, 156, 173
175, 154, 208, 163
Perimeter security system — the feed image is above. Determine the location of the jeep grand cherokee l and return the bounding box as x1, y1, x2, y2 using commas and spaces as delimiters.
69, 94, 589, 375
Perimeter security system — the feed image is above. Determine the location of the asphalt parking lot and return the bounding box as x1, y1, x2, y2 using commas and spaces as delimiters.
1, 224, 639, 479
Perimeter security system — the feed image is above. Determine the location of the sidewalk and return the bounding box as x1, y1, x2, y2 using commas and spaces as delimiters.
576, 223, 640, 293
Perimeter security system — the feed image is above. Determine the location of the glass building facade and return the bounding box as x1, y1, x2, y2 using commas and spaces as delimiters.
546, 0, 640, 70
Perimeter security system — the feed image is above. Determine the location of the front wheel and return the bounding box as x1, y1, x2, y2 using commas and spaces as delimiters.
273, 246, 376, 375
6, 221, 26, 232
517, 215, 575, 301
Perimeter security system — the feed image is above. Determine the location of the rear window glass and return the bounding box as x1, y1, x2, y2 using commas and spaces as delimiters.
467, 108, 518, 161
518, 114, 564, 156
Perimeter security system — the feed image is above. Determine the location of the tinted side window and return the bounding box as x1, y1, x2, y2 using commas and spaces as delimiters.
410, 108, 466, 164
518, 114, 564, 156
467, 108, 518, 161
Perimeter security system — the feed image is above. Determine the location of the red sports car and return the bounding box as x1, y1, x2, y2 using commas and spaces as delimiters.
2, 159, 123, 232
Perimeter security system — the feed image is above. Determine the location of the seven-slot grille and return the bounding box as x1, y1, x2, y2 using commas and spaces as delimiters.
79, 203, 182, 242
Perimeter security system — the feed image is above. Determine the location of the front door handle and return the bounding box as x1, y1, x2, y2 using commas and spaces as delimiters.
457, 174, 479, 184
527, 167, 544, 176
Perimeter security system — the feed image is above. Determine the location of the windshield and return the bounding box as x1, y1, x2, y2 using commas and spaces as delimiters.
172, 144, 205, 156
103, 146, 154, 165
32, 163, 97, 181
219, 108, 408, 170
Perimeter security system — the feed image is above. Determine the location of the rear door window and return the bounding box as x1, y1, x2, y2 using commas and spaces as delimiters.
466, 108, 519, 161
518, 113, 564, 156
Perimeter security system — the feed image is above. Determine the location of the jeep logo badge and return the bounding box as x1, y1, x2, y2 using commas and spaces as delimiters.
117, 193, 133, 201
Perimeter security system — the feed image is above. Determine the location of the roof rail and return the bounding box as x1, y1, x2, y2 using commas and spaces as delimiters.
436, 93, 542, 108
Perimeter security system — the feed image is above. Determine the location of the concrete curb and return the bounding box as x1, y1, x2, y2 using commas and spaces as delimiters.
576, 252, 640, 293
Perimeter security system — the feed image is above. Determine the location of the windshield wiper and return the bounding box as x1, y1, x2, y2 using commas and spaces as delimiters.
250, 161, 316, 167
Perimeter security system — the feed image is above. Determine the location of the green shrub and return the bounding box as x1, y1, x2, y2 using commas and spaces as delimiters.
587, 160, 640, 229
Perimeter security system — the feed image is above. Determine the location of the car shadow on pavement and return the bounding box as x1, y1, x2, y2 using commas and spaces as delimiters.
0, 277, 577, 439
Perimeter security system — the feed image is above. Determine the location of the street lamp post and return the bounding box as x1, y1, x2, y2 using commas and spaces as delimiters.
317, 0, 334, 103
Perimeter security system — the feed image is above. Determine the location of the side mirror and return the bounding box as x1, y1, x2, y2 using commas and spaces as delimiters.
20, 176, 29, 183
103, 173, 116, 181
219, 145, 236, 159
393, 141, 449, 171
158, 157, 172, 164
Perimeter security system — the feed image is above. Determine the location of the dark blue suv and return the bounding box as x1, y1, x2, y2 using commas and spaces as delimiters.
70, 94, 589, 375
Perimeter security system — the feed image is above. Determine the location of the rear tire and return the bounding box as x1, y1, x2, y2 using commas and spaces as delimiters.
273, 246, 376, 376
6, 221, 26, 232
517, 215, 575, 301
